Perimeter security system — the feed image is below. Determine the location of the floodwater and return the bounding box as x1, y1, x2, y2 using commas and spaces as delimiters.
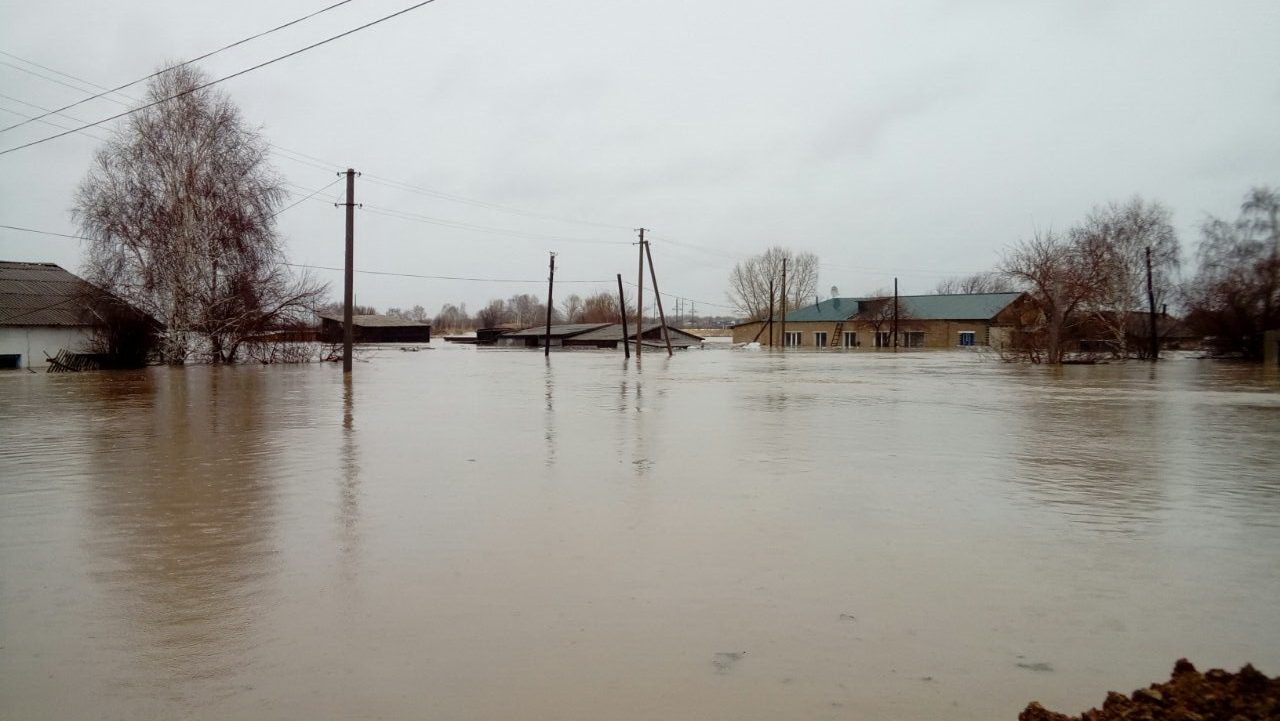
2, 344, 1278, 720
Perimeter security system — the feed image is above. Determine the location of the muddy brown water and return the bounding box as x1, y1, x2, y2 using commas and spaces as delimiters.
2, 345, 1278, 720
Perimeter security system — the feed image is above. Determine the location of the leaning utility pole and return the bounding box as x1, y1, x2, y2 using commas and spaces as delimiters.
636, 228, 646, 363
780, 256, 788, 350
544, 252, 556, 357
1146, 246, 1159, 361
617, 273, 630, 359
643, 240, 673, 357
341, 168, 357, 374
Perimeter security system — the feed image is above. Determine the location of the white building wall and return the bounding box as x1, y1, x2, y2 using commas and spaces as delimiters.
0, 326, 95, 370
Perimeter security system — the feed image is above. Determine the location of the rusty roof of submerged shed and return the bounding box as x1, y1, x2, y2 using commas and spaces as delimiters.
318, 313, 431, 328
782, 292, 1025, 323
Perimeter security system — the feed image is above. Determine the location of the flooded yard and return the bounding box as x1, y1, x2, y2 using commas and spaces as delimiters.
2, 345, 1278, 720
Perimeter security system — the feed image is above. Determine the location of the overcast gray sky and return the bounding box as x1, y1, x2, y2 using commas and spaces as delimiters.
2, 0, 1278, 317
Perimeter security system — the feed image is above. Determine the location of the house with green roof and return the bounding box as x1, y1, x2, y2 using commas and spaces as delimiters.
731, 291, 1035, 350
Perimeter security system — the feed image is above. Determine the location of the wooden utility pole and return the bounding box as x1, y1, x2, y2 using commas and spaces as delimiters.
636, 228, 646, 363
643, 240, 673, 357
544, 252, 556, 357
342, 168, 356, 374
892, 277, 899, 352
780, 256, 788, 350
767, 279, 775, 348
617, 273, 630, 359
1146, 246, 1159, 361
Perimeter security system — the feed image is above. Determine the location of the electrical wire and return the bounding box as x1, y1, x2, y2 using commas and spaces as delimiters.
0, 1, 357, 134
362, 174, 632, 232
0, 0, 440, 156
281, 262, 610, 284
274, 178, 344, 218
360, 204, 631, 245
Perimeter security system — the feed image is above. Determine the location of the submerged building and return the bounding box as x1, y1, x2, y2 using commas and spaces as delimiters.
496, 323, 703, 350
731, 292, 1034, 349
318, 314, 431, 343
0, 261, 106, 370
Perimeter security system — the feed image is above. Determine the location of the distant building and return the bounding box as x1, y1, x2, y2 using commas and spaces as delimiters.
1265, 329, 1280, 367
0, 261, 103, 370
496, 323, 703, 349
318, 313, 431, 343
731, 292, 1033, 349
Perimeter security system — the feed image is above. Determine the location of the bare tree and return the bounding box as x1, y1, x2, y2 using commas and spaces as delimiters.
432, 303, 470, 332
727, 247, 819, 320
317, 301, 377, 317
934, 272, 1018, 295
560, 294, 585, 324
1072, 197, 1180, 358
855, 293, 915, 348
506, 293, 548, 327
1185, 186, 1280, 358
1000, 229, 1107, 364
580, 290, 634, 323
75, 64, 325, 363
475, 298, 510, 328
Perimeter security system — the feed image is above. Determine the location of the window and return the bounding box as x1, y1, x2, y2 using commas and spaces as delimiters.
901, 331, 924, 348
814, 331, 828, 348
875, 331, 892, 348
842, 331, 857, 348
0, 354, 20, 370
959, 331, 976, 347
783, 331, 801, 347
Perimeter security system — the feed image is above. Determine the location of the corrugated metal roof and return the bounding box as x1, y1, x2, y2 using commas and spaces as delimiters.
571, 323, 705, 344
782, 292, 1024, 322
0, 261, 95, 327
503, 323, 611, 338
318, 313, 431, 328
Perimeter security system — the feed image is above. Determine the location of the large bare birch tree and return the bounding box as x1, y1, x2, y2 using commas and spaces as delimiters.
74, 65, 325, 363
727, 246, 819, 320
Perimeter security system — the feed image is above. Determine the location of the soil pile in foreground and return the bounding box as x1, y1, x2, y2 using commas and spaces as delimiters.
1020, 659, 1280, 721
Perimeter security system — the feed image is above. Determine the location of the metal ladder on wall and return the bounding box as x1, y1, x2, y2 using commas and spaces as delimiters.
830, 322, 844, 348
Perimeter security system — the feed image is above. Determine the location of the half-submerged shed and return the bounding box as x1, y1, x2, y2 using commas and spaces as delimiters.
318, 313, 431, 343
495, 323, 703, 349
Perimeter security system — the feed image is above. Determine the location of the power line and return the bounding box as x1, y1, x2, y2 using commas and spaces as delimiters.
281, 262, 610, 284
0, 61, 132, 106
0, 1, 356, 134
0, 0, 440, 156
0, 94, 111, 143
362, 174, 632, 232
0, 56, 643, 239
0, 224, 613, 286
273, 178, 344, 218
360, 204, 632, 245
619, 278, 736, 312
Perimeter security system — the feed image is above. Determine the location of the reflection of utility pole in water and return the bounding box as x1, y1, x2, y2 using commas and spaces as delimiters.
544, 357, 556, 468
339, 375, 360, 582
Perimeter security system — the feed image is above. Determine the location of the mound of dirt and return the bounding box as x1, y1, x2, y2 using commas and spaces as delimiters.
1020, 659, 1280, 721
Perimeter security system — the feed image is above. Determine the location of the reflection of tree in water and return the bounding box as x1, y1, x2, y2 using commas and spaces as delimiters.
85, 367, 277, 699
